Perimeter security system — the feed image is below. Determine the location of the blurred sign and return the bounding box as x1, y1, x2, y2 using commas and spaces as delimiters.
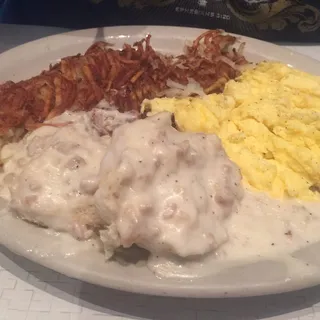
110, 0, 320, 41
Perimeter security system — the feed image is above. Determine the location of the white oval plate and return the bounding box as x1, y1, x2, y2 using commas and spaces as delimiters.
1, 26, 320, 298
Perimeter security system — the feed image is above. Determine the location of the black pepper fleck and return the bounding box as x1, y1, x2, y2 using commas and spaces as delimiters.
285, 230, 292, 237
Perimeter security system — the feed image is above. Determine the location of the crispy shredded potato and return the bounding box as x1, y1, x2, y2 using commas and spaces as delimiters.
0, 30, 247, 138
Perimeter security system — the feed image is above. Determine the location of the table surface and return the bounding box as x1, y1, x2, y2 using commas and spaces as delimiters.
1, 23, 320, 320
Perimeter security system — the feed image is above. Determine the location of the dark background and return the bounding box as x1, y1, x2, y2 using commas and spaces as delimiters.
1, 0, 320, 42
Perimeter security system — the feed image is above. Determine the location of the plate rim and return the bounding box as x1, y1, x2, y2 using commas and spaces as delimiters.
1, 25, 320, 69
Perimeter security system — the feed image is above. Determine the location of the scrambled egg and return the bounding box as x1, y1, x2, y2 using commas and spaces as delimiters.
141, 62, 320, 201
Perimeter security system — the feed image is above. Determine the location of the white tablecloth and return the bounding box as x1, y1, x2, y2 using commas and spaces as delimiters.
1, 23, 320, 320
